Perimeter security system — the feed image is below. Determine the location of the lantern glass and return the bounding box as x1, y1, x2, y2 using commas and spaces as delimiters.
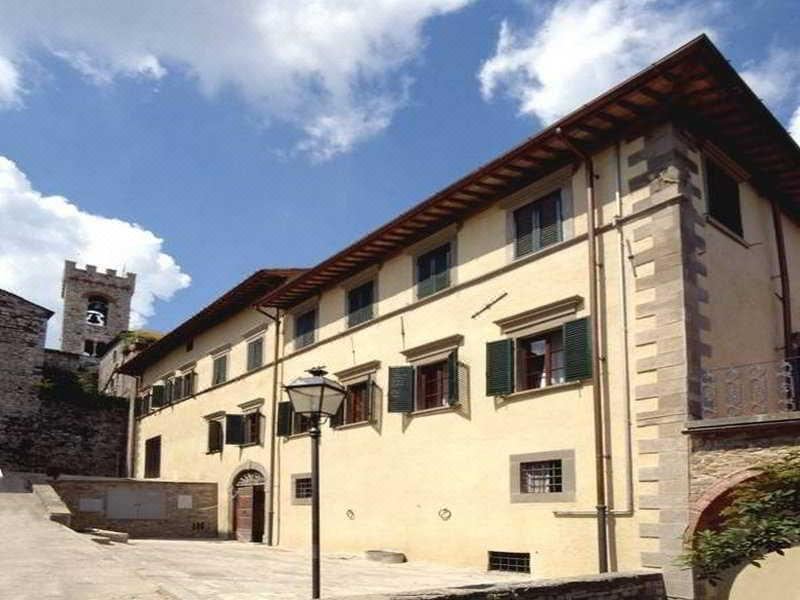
285, 374, 346, 417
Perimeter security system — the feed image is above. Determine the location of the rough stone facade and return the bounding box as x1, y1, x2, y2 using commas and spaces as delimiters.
61, 260, 135, 356
689, 425, 800, 510
338, 572, 666, 600
628, 123, 706, 600
0, 289, 53, 471
52, 478, 218, 538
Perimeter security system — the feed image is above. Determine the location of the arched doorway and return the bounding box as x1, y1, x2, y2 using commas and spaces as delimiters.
232, 469, 266, 543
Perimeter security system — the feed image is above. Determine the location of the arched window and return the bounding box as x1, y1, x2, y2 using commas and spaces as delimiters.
86, 296, 109, 327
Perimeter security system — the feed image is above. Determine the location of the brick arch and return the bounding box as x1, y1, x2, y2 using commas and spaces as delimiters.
686, 467, 761, 540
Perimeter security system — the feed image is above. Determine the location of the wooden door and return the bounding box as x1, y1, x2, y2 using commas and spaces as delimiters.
252, 485, 265, 543
234, 486, 253, 542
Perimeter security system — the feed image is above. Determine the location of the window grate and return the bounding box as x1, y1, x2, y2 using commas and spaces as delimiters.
488, 551, 530, 573
295, 477, 312, 499
520, 459, 563, 494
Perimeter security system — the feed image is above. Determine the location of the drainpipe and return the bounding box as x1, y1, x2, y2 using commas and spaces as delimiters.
257, 305, 282, 546
614, 141, 635, 515
557, 128, 609, 573
126, 375, 139, 478
769, 197, 793, 359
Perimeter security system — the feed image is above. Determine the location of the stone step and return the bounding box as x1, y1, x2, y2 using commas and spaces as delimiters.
365, 550, 407, 564
87, 528, 129, 543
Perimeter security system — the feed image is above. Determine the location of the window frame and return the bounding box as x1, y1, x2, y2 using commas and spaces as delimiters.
414, 241, 453, 300
291, 473, 313, 505
241, 410, 262, 446
515, 328, 566, 392
704, 154, 744, 239
346, 279, 376, 328
212, 352, 229, 386
512, 189, 563, 259
415, 359, 450, 411
294, 307, 317, 349
144, 435, 162, 479
246, 336, 264, 371
509, 449, 575, 503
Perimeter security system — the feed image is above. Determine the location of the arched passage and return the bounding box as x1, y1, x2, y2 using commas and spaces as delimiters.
228, 461, 268, 543
688, 468, 800, 600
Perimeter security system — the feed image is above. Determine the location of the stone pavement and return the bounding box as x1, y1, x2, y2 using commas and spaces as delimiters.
1, 477, 528, 600
112, 539, 530, 599
0, 484, 166, 600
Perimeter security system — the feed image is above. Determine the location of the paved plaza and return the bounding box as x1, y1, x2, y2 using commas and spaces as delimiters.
0, 485, 528, 600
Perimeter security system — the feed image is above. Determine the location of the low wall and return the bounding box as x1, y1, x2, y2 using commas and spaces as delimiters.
32, 483, 72, 526
52, 477, 217, 538
338, 572, 666, 600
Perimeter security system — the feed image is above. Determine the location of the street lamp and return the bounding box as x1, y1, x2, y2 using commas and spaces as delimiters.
284, 366, 347, 599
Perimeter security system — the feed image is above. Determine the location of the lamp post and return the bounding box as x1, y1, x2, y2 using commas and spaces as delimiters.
284, 366, 346, 599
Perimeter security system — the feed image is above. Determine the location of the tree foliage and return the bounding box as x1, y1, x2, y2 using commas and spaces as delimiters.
682, 452, 800, 584
38, 364, 127, 410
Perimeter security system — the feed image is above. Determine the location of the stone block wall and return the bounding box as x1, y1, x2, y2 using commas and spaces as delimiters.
690, 426, 800, 507
53, 478, 218, 538
0, 289, 52, 471
338, 572, 666, 600
61, 261, 135, 356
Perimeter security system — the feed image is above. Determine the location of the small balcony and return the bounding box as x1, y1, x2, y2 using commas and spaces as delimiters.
688, 357, 799, 431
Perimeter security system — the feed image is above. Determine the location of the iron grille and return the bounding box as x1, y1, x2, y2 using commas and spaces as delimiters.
488, 551, 530, 573
295, 477, 312, 499
520, 459, 562, 494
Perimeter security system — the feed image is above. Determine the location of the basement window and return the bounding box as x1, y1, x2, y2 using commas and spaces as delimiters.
488, 551, 530, 573
292, 473, 313, 505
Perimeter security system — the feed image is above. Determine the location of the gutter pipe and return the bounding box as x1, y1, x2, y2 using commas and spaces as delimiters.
557, 128, 609, 573
256, 305, 282, 546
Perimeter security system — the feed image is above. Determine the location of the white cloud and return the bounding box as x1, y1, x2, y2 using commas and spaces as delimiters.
790, 107, 800, 143
0, 156, 190, 347
478, 0, 717, 124
0, 55, 21, 107
741, 46, 800, 107
0, 0, 470, 160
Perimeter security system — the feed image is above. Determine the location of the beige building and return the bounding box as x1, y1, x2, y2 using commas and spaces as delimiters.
121, 36, 800, 600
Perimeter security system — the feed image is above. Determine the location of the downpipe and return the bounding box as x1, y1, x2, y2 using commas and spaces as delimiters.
557, 128, 609, 573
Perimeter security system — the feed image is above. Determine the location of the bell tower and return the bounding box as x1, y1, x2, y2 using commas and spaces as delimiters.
60, 260, 136, 357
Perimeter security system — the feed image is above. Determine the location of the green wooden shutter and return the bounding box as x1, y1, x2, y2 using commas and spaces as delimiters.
486, 339, 514, 396
537, 193, 562, 249
367, 375, 376, 422
225, 414, 245, 445
276, 401, 294, 437
447, 350, 458, 405
564, 317, 592, 381
514, 203, 534, 256
388, 366, 414, 413
208, 421, 221, 452
151, 384, 165, 407
330, 400, 344, 428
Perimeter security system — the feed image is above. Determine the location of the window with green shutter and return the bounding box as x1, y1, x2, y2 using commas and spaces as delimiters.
225, 414, 245, 445
212, 354, 228, 385
388, 366, 415, 412
563, 317, 592, 381
151, 384, 165, 408
276, 401, 294, 437
295, 309, 316, 348
247, 337, 264, 371
486, 339, 515, 396
347, 281, 375, 327
513, 190, 562, 258
416, 243, 451, 299
207, 420, 223, 453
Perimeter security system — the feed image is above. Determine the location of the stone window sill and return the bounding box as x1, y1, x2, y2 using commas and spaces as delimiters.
410, 403, 459, 417
333, 420, 371, 431
705, 214, 749, 248
502, 380, 584, 402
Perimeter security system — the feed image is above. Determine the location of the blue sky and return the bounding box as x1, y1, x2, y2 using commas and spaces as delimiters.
1, 0, 799, 346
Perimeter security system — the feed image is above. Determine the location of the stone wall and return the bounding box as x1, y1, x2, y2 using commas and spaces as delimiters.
690, 426, 800, 505
628, 123, 705, 599
338, 572, 666, 600
53, 478, 218, 538
0, 289, 52, 471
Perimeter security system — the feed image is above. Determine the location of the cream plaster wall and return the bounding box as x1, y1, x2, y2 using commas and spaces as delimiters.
132, 120, 799, 585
